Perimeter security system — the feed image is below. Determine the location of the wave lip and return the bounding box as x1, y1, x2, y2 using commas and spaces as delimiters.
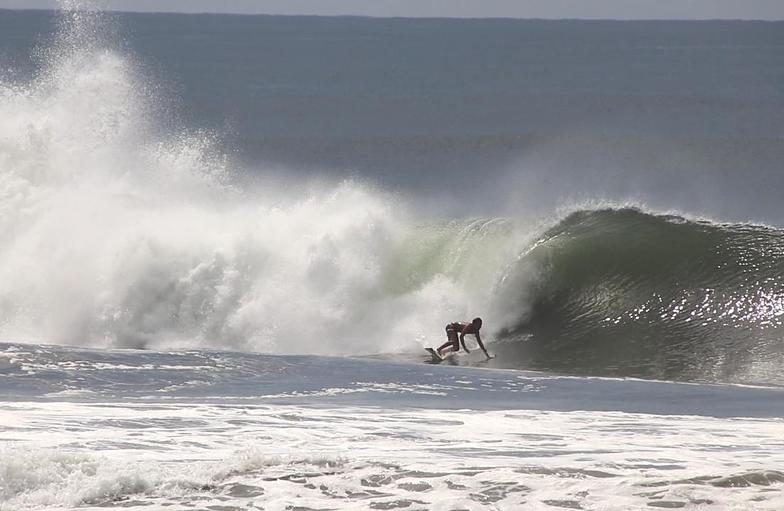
493, 207, 784, 385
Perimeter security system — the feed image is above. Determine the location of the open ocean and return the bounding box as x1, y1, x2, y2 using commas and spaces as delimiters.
1, 6, 784, 510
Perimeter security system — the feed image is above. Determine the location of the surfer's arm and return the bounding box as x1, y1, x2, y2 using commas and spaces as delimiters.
475, 333, 490, 359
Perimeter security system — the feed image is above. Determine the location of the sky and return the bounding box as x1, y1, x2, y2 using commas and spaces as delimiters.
1, 0, 783, 20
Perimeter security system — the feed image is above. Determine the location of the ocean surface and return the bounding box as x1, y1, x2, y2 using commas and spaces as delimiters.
1, 6, 784, 510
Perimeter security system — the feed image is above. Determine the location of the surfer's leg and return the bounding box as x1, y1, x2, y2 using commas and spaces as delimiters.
436, 340, 453, 355
438, 327, 459, 355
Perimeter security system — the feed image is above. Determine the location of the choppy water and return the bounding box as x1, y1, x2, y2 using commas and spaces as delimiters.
2, 343, 784, 510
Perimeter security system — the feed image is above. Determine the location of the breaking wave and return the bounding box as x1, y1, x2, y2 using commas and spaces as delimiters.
492, 208, 784, 384
2, 6, 783, 385
0, 7, 521, 356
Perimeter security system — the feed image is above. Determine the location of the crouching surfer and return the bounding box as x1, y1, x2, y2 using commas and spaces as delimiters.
437, 317, 491, 359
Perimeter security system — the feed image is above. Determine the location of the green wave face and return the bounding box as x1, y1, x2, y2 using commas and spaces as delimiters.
491, 208, 784, 385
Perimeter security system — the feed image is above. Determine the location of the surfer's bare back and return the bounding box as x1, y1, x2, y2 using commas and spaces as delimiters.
437, 318, 490, 359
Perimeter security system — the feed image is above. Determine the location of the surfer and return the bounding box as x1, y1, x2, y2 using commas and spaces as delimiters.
437, 318, 490, 359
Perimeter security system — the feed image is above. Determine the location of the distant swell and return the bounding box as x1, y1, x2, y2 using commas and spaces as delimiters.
491, 208, 784, 385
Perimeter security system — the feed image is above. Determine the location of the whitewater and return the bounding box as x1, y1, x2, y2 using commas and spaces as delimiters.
2, 6, 784, 511
0, 9, 521, 358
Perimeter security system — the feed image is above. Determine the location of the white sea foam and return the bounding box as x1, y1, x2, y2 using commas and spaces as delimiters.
0, 7, 528, 355
1, 401, 783, 510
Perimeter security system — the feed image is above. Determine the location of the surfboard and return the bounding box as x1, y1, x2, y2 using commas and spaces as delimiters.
425, 347, 445, 363
426, 347, 493, 364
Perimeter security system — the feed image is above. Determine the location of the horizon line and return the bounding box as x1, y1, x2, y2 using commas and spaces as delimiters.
1, 7, 782, 22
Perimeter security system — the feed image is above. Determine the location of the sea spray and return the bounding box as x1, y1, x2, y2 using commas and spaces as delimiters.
0, 6, 521, 354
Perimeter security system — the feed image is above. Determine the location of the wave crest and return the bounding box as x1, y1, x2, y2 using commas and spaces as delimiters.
492, 208, 784, 384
